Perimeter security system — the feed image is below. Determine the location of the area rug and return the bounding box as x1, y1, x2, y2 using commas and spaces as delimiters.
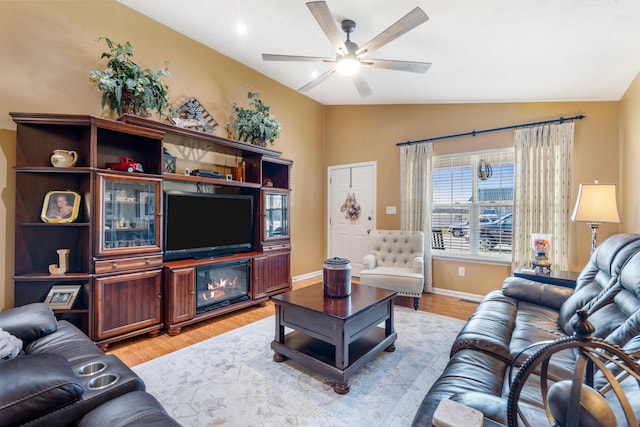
133, 307, 465, 427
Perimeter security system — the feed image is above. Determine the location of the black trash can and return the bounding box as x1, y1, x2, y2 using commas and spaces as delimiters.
323, 257, 352, 298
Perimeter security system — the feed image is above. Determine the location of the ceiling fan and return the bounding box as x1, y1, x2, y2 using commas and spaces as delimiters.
262, 1, 431, 97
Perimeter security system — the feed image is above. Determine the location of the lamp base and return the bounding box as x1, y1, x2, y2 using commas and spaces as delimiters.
588, 223, 600, 254
532, 252, 551, 274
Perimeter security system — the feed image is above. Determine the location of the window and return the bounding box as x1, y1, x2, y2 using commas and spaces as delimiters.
432, 149, 514, 259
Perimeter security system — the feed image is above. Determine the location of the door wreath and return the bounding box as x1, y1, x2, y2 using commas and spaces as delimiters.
340, 192, 361, 222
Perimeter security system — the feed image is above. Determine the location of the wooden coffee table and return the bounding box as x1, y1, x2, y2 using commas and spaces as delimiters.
271, 283, 397, 394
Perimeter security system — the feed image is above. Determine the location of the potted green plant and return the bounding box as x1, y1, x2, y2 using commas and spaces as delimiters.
89, 37, 171, 118
233, 91, 282, 146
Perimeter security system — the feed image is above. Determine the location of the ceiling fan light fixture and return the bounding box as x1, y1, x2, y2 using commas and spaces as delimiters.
336, 54, 361, 75
262, 3, 430, 97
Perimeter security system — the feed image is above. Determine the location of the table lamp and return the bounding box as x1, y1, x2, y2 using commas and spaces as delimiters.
571, 180, 621, 253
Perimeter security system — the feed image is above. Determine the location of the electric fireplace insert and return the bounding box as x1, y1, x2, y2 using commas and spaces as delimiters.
195, 260, 250, 314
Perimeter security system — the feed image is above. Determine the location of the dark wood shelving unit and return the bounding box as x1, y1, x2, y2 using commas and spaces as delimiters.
162, 172, 262, 189
11, 112, 293, 348
10, 112, 165, 347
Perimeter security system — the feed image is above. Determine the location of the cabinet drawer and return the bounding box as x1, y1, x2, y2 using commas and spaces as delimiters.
95, 254, 163, 274
262, 242, 291, 251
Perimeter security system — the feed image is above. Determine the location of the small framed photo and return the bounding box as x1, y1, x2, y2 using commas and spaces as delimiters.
41, 190, 81, 223
44, 285, 81, 310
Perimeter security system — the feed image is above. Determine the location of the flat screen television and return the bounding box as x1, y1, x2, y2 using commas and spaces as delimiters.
163, 191, 254, 261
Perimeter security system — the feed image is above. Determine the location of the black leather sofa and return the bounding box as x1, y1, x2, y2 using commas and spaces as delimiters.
412, 233, 640, 426
0, 303, 180, 426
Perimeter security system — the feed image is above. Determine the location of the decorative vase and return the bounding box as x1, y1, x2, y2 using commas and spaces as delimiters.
121, 101, 150, 118
50, 149, 78, 168
531, 233, 552, 273
235, 160, 246, 182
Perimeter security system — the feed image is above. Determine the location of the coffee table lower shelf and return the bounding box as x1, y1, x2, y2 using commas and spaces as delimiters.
271, 326, 397, 394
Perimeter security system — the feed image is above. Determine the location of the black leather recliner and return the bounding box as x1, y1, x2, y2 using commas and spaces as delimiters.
412, 233, 640, 426
0, 303, 180, 426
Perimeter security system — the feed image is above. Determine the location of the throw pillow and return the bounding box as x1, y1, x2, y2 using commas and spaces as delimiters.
0, 327, 22, 361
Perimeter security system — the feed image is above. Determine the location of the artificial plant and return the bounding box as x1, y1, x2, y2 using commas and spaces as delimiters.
89, 38, 171, 117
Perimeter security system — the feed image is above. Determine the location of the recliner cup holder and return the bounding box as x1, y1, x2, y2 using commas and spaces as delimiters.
77, 361, 107, 376
87, 373, 119, 390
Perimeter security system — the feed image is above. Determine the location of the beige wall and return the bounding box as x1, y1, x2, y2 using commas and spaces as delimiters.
325, 102, 623, 295
620, 72, 640, 232
0, 1, 326, 310
0, 1, 637, 309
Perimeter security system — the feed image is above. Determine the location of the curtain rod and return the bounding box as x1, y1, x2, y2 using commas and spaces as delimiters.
396, 114, 586, 147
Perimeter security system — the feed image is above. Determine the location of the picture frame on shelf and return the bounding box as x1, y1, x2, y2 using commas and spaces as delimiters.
44, 285, 81, 310
41, 190, 81, 223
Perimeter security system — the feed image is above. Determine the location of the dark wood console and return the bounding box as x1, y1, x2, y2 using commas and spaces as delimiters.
10, 112, 292, 347
163, 252, 266, 335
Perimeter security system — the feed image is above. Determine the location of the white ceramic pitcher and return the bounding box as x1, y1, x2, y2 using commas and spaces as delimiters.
50, 149, 78, 167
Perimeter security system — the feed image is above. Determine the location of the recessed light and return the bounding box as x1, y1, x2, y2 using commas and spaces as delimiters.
236, 23, 247, 35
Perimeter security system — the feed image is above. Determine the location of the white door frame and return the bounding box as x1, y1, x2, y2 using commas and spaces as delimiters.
327, 161, 377, 261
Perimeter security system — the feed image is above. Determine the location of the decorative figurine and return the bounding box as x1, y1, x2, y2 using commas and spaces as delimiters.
104, 157, 144, 173
49, 249, 70, 275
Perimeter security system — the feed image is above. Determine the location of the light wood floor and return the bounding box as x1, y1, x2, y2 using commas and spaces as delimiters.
107, 278, 479, 367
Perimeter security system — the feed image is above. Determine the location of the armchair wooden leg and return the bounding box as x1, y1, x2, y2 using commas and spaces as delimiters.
413, 297, 419, 310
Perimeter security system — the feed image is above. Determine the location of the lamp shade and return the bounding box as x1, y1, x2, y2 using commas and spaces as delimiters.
571, 184, 621, 223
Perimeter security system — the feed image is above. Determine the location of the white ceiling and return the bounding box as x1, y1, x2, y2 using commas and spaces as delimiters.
117, 0, 640, 106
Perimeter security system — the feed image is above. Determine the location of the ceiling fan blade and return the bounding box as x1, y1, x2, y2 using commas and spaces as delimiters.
262, 54, 335, 63
298, 67, 336, 92
356, 7, 429, 58
306, 1, 348, 55
352, 73, 372, 97
362, 58, 431, 74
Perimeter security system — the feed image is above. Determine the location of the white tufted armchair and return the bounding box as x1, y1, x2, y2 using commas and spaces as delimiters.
359, 230, 425, 310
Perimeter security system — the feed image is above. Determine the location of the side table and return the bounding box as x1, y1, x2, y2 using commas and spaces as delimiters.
513, 266, 579, 288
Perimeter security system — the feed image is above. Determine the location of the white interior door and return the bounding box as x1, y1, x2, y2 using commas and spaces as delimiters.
328, 162, 376, 276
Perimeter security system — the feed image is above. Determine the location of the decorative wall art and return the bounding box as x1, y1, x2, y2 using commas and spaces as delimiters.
41, 191, 81, 223
171, 97, 219, 134
341, 192, 361, 222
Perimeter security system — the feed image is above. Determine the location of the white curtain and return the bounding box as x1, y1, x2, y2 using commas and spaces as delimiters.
400, 142, 433, 291
513, 122, 574, 270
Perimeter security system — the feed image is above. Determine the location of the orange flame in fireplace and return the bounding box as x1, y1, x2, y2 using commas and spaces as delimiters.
201, 275, 239, 301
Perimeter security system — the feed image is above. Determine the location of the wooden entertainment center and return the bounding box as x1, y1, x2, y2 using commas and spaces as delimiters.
10, 112, 292, 349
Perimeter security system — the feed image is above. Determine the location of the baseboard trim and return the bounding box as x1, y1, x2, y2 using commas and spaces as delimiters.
292, 270, 322, 282
430, 287, 484, 303
293, 272, 485, 304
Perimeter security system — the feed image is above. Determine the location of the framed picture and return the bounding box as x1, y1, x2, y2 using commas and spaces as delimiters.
41, 190, 81, 223
44, 285, 81, 309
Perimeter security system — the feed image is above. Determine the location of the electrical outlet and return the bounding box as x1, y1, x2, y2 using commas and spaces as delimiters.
458, 267, 465, 277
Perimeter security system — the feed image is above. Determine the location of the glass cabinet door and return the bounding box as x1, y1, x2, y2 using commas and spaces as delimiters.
263, 190, 289, 240
98, 174, 161, 255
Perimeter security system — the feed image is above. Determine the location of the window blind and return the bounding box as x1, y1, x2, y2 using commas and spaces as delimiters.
432, 149, 514, 257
